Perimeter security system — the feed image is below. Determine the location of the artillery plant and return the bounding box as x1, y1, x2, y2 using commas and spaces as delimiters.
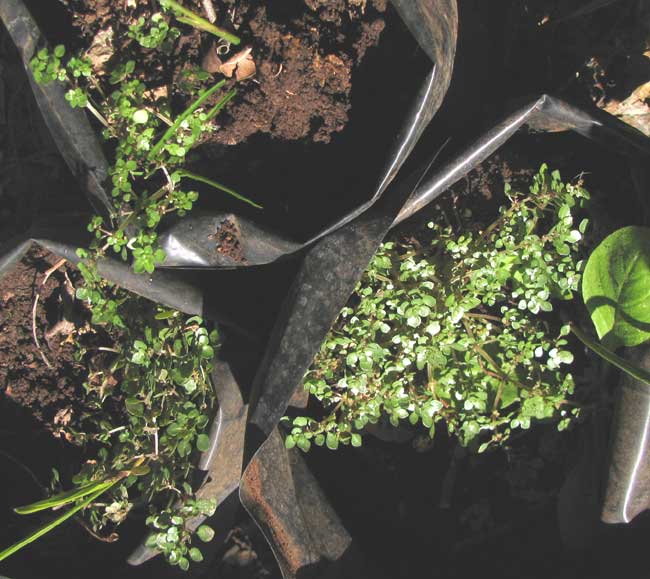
285, 165, 590, 453
1, 5, 252, 569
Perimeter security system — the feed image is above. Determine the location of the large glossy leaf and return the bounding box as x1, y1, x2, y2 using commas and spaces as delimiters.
582, 226, 650, 348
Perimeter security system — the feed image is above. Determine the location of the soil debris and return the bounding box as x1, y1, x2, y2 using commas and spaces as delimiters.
210, 217, 247, 263
56, 0, 387, 145
0, 249, 76, 425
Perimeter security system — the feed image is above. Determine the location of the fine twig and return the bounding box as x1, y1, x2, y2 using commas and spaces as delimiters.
42, 258, 67, 285
74, 516, 119, 543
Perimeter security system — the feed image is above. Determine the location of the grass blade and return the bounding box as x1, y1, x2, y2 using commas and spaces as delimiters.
178, 170, 262, 209
571, 324, 650, 386
0, 481, 117, 562
14, 479, 114, 515
148, 79, 227, 162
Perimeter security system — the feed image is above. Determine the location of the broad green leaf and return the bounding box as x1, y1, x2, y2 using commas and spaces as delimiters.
582, 226, 650, 348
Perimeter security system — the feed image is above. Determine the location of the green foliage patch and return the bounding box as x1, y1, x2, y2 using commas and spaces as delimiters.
11, 6, 253, 566
286, 165, 589, 453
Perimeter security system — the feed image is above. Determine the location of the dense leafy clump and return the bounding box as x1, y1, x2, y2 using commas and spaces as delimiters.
64, 275, 219, 564
285, 165, 589, 453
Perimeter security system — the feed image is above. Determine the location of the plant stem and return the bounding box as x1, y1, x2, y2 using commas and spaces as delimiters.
160, 0, 240, 45
204, 88, 236, 122
85, 101, 110, 128
571, 324, 650, 387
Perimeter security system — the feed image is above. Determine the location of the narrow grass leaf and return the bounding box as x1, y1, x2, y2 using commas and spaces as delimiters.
14, 479, 114, 515
0, 481, 117, 562
178, 170, 262, 209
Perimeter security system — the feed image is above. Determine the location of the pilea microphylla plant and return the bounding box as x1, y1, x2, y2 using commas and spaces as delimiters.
1, 4, 254, 569
284, 165, 590, 454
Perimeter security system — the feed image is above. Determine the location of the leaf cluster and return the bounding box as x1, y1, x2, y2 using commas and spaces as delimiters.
63, 295, 219, 564
145, 498, 217, 569
30, 37, 255, 275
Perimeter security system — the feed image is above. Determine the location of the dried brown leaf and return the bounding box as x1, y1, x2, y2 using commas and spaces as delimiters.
219, 47, 256, 80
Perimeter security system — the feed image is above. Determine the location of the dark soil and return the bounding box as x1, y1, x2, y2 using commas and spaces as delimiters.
0, 247, 86, 429
54, 0, 388, 145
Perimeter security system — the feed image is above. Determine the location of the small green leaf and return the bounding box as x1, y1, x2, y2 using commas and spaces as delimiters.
196, 433, 210, 452
326, 432, 339, 450
200, 345, 214, 360
196, 524, 214, 543
189, 547, 203, 562
132, 109, 149, 124
284, 434, 296, 449
125, 398, 145, 416
296, 436, 311, 452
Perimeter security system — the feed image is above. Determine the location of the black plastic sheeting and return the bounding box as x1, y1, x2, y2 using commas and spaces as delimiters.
3, 0, 650, 577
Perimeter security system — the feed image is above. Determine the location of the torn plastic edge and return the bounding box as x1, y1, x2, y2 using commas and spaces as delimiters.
155, 94, 650, 269
2, 0, 456, 271
0, 0, 457, 575
0, 0, 113, 218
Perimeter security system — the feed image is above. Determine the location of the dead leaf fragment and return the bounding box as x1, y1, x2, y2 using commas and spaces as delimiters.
202, 42, 223, 74
85, 27, 114, 73
54, 407, 73, 426
220, 47, 256, 81
603, 80, 650, 137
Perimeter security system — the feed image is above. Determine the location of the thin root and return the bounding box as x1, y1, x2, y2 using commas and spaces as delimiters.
32, 294, 53, 369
